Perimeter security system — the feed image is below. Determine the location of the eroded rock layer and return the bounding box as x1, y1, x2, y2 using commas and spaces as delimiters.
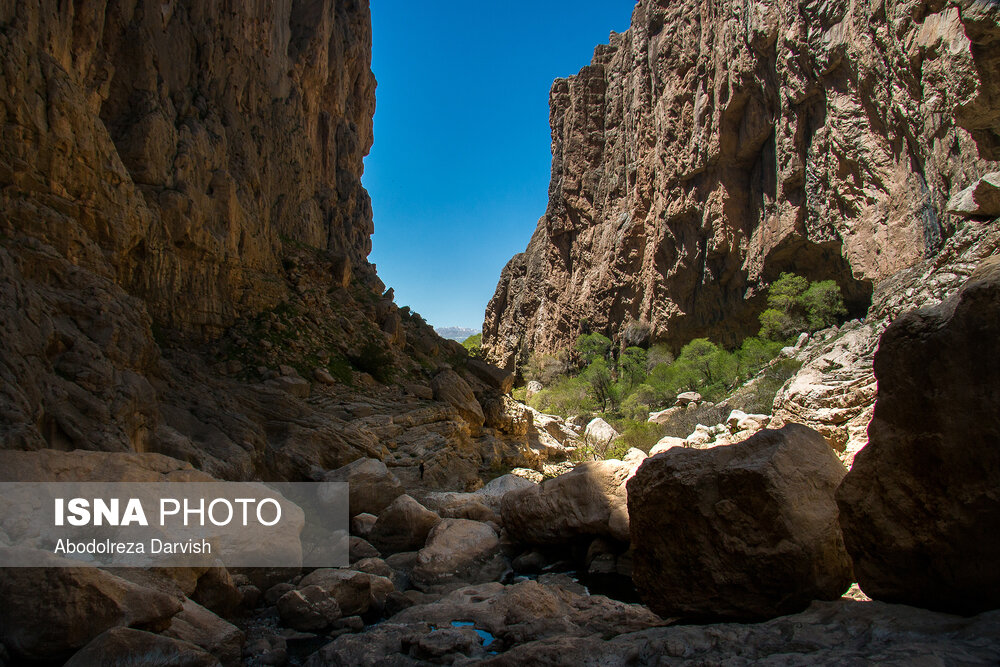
483, 0, 1000, 370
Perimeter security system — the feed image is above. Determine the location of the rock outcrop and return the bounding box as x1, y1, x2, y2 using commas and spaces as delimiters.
483, 0, 999, 371
837, 258, 1000, 615
628, 424, 852, 621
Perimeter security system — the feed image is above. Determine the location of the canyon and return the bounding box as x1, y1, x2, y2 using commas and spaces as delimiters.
483, 0, 1000, 370
0, 0, 999, 665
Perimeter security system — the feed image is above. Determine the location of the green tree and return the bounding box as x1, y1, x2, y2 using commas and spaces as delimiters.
462, 333, 483, 358
619, 346, 648, 390
802, 280, 847, 330
575, 333, 613, 365
583, 358, 618, 410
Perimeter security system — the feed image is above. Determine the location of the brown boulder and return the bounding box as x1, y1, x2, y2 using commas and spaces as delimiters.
466, 358, 515, 394
277, 586, 342, 632
501, 452, 645, 544
431, 370, 485, 431
837, 259, 1000, 615
64, 628, 219, 667
411, 519, 506, 590
162, 599, 244, 667
324, 457, 404, 517
0, 552, 183, 661
297, 568, 394, 617
628, 424, 852, 621
368, 494, 442, 554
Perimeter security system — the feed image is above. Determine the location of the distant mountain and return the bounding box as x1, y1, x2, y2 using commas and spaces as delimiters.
435, 326, 480, 342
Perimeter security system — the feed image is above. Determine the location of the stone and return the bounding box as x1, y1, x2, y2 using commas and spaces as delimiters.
64, 628, 219, 667
473, 473, 538, 512
324, 458, 404, 517
948, 172, 1000, 218
628, 424, 853, 621
0, 551, 183, 661
725, 410, 748, 429
648, 436, 687, 456
349, 537, 380, 563
501, 454, 645, 544
466, 358, 515, 394
351, 512, 378, 538
583, 417, 619, 446
646, 406, 684, 425
675, 392, 702, 406
313, 368, 337, 385
297, 568, 394, 617
404, 383, 435, 400
162, 599, 244, 667
369, 495, 442, 554
837, 258, 1000, 615
411, 519, 506, 589
525, 380, 544, 400
277, 586, 342, 632
431, 369, 485, 431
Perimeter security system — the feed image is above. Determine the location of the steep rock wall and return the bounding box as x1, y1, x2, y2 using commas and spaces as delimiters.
483, 0, 999, 371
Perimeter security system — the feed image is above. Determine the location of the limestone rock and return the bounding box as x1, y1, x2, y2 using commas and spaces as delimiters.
369, 495, 442, 554
324, 457, 404, 517
162, 599, 244, 667
411, 519, 506, 590
501, 453, 645, 544
297, 569, 394, 618
64, 628, 219, 667
648, 436, 687, 456
525, 380, 543, 400
277, 586, 342, 632
674, 392, 702, 406
948, 172, 1000, 218
0, 552, 184, 661
837, 258, 1000, 615
628, 424, 852, 621
431, 370, 485, 432
583, 418, 619, 446
466, 359, 515, 394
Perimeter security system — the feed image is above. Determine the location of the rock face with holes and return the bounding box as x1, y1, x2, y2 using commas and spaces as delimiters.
482, 0, 999, 370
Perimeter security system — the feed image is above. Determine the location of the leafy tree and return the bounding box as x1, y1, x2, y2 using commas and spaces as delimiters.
462, 333, 482, 358
646, 343, 674, 371
759, 272, 846, 340
583, 358, 618, 410
736, 336, 783, 378
802, 280, 847, 330
619, 346, 648, 390
575, 332, 613, 365
525, 351, 569, 385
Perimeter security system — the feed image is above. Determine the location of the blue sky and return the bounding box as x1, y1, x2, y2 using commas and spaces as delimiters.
364, 1, 636, 330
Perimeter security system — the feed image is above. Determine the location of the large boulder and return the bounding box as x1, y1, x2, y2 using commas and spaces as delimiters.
501, 452, 645, 544
162, 599, 244, 667
411, 519, 506, 589
368, 494, 442, 554
63, 628, 219, 667
465, 358, 515, 394
0, 552, 183, 661
583, 418, 619, 446
837, 258, 1000, 615
324, 457, 404, 517
431, 370, 485, 431
297, 568, 394, 617
628, 424, 853, 621
948, 171, 1000, 218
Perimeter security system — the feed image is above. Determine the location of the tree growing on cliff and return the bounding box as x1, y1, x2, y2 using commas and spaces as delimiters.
759, 273, 847, 340
575, 332, 613, 364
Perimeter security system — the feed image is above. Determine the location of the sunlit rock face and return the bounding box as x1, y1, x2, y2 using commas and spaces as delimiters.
482, 0, 999, 370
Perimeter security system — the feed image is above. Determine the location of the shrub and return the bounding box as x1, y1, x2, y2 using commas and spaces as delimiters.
462, 333, 483, 358
529, 375, 594, 415
575, 332, 613, 365
618, 346, 648, 390
524, 351, 570, 385
583, 358, 619, 410
646, 344, 674, 371
760, 273, 847, 340
618, 420, 668, 454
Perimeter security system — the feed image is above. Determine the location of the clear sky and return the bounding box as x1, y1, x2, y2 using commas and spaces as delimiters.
364, 1, 636, 331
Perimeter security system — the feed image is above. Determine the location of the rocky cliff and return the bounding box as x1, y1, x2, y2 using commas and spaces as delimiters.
483, 0, 1000, 371
0, 0, 544, 486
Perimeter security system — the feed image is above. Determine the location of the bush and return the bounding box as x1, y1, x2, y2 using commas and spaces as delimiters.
462, 333, 483, 358
575, 332, 613, 365
583, 358, 619, 410
617, 420, 668, 454
529, 375, 594, 415
760, 273, 847, 340
657, 402, 731, 440
618, 346, 648, 390
524, 351, 570, 385
727, 358, 803, 416
646, 344, 674, 371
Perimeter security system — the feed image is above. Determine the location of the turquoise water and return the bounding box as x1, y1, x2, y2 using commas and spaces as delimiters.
450, 621, 496, 648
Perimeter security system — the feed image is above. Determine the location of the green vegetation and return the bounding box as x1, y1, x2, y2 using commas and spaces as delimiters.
462, 333, 483, 358
758, 272, 847, 340
525, 274, 845, 460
